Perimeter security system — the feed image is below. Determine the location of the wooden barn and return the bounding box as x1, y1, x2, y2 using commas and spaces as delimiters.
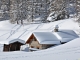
3, 39, 25, 51
26, 32, 61, 50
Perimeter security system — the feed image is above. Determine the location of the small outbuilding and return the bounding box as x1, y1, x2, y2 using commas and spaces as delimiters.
3, 39, 25, 51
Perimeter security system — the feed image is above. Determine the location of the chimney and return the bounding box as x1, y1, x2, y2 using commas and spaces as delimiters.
54, 25, 59, 32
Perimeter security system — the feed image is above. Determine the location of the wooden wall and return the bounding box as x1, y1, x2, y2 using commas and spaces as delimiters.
26, 34, 55, 50
42, 44, 55, 49
26, 34, 42, 49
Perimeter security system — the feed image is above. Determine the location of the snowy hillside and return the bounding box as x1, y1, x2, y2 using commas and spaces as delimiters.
0, 18, 80, 43
0, 18, 80, 60
0, 38, 80, 60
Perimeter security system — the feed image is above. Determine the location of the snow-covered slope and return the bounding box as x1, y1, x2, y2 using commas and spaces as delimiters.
0, 38, 80, 60
0, 18, 79, 43
0, 18, 80, 60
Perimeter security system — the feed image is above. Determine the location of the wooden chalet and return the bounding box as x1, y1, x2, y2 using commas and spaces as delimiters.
26, 32, 61, 50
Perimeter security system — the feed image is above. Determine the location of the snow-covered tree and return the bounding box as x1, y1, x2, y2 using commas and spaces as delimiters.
48, 0, 78, 21
9, 0, 50, 24
0, 0, 80, 23
0, 0, 10, 20
48, 0, 69, 21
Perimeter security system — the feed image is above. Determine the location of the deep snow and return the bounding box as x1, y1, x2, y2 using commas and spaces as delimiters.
0, 18, 80, 60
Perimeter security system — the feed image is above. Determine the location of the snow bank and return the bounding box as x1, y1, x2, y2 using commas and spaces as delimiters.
0, 38, 80, 60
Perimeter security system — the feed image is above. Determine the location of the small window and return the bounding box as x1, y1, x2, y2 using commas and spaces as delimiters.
31, 46, 34, 48
33, 38, 36, 41
37, 46, 39, 49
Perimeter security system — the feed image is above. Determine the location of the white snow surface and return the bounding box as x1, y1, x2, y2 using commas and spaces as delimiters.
20, 44, 29, 51
0, 18, 80, 60
33, 31, 78, 44
33, 32, 61, 44
0, 38, 80, 60
0, 18, 79, 44
53, 30, 79, 42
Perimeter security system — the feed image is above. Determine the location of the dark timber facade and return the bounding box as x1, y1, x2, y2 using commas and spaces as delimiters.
3, 41, 24, 51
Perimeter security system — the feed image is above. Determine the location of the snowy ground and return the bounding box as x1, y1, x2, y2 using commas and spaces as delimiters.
0, 38, 80, 60
0, 18, 80, 60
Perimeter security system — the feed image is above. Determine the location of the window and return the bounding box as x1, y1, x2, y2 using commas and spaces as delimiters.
31, 46, 34, 48
33, 37, 36, 41
34, 39, 36, 41
37, 46, 39, 49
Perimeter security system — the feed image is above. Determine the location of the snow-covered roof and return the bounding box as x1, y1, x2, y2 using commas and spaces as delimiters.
33, 32, 61, 44
53, 30, 79, 42
9, 39, 25, 44
0, 38, 25, 44
33, 30, 79, 44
